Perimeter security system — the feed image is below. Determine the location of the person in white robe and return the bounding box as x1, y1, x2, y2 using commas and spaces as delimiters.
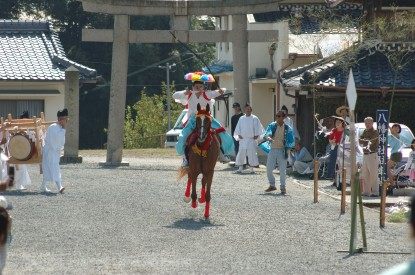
233, 103, 264, 174
14, 111, 32, 191
40, 108, 68, 194
14, 165, 31, 191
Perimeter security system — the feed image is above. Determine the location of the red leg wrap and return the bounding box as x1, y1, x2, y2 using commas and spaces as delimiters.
204, 202, 210, 218
199, 187, 206, 203
185, 178, 191, 198
191, 200, 198, 208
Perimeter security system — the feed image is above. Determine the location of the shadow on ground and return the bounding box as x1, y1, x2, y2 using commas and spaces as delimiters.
3, 190, 57, 197
164, 218, 225, 231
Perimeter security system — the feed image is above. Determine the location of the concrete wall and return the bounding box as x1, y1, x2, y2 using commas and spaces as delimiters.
247, 20, 289, 79
0, 81, 65, 121
249, 82, 275, 126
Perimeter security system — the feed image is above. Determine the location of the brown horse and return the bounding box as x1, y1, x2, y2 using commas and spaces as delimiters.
179, 103, 220, 218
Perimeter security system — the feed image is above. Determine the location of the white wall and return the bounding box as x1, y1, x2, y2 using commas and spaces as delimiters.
247, 21, 289, 78
249, 82, 275, 126
0, 81, 65, 121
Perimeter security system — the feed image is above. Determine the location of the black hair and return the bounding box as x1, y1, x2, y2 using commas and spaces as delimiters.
276, 110, 286, 117
19, 110, 29, 119
192, 81, 203, 86
0, 207, 10, 245
392, 123, 401, 133
411, 139, 415, 150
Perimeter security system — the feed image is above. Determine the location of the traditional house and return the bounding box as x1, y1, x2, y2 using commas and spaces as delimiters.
279, 0, 415, 152
0, 20, 96, 121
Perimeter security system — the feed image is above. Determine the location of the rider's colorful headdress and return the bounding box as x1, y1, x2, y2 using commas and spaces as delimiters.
184, 71, 215, 83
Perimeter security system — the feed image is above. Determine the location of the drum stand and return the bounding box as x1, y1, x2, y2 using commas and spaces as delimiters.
1, 112, 55, 164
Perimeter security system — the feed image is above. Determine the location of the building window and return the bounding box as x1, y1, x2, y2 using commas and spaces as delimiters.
0, 100, 44, 119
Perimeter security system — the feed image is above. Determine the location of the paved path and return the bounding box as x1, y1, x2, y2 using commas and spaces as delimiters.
3, 156, 413, 274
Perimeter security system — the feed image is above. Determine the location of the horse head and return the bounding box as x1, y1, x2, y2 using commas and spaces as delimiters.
195, 103, 212, 144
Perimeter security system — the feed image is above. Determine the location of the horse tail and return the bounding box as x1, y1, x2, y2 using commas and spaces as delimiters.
177, 166, 189, 181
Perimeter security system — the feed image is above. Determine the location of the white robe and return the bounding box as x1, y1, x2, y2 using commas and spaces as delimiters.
42, 123, 65, 183
15, 164, 31, 189
172, 89, 220, 123
0, 132, 8, 182
233, 115, 263, 166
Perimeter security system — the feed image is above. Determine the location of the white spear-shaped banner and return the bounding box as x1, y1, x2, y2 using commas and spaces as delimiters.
346, 69, 357, 111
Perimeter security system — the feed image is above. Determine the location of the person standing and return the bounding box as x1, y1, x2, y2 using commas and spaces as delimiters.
231, 102, 244, 158
15, 111, 31, 191
359, 117, 380, 197
387, 123, 411, 180
326, 117, 345, 183
405, 139, 415, 183
40, 108, 68, 193
233, 103, 263, 174
263, 110, 295, 194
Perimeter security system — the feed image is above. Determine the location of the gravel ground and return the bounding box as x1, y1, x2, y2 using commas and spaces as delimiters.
2, 155, 413, 274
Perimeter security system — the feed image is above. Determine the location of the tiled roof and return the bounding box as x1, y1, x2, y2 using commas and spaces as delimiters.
0, 20, 96, 81
327, 0, 415, 7
253, 3, 363, 34
280, 42, 415, 90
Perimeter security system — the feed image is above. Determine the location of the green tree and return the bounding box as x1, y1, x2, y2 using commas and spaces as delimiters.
124, 83, 182, 148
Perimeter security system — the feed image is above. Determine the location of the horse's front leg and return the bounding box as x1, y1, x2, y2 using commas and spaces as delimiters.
184, 176, 192, 203
191, 176, 198, 208
204, 172, 214, 218
199, 175, 206, 203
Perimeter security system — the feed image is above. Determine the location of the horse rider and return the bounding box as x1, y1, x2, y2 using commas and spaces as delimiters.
173, 72, 235, 167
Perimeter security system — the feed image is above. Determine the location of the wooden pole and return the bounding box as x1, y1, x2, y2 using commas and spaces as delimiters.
349, 172, 358, 254
341, 168, 346, 214
314, 160, 319, 203
380, 180, 389, 228
349, 110, 358, 254
357, 173, 367, 250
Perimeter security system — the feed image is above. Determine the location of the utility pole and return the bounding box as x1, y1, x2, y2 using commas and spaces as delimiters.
158, 63, 176, 130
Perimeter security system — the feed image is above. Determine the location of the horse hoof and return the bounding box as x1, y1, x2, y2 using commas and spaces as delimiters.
183, 196, 191, 203
198, 198, 206, 203
204, 214, 210, 219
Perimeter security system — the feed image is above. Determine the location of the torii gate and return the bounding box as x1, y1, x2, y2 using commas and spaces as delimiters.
79, 0, 316, 166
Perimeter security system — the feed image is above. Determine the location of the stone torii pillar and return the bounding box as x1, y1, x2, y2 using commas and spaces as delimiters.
103, 15, 130, 166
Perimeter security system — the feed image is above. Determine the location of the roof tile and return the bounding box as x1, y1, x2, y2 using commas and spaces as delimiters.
0, 20, 96, 81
